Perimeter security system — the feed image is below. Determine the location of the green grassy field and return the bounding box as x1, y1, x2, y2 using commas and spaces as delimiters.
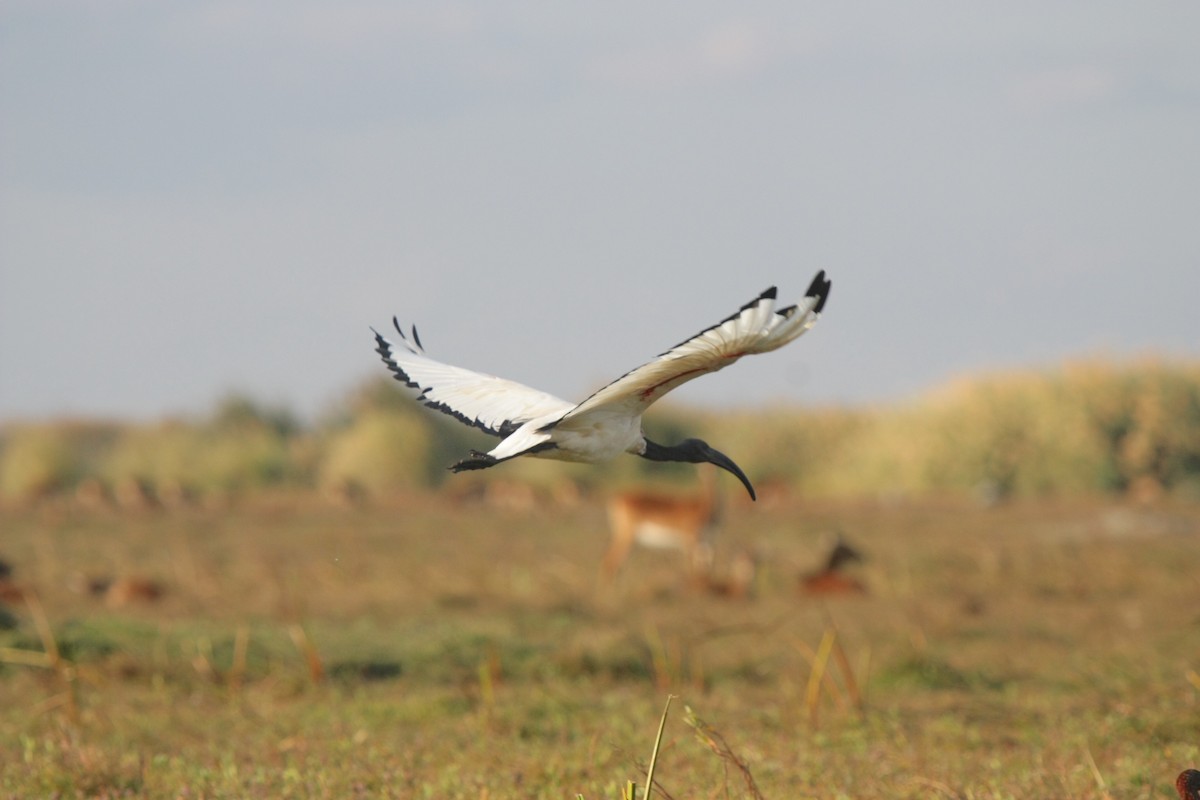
1, 492, 1198, 798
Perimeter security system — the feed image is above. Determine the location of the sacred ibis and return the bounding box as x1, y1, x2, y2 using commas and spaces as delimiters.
371, 271, 831, 501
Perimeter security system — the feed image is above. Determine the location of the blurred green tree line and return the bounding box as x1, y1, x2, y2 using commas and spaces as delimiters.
2, 358, 1199, 505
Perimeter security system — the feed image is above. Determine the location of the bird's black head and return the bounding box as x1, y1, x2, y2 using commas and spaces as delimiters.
641, 437, 757, 501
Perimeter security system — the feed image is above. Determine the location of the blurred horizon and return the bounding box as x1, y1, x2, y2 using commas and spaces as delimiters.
1, 351, 1199, 427
3, 2, 1199, 423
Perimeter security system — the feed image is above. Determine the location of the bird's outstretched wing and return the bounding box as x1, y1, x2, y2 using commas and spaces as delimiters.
373, 320, 573, 437
556, 271, 831, 427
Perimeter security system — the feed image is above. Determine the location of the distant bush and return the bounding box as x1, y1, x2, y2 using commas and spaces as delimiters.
809, 407, 930, 498
918, 360, 1200, 498
1072, 360, 1200, 494
2, 359, 1198, 504
100, 398, 301, 497
702, 358, 1200, 500
917, 371, 1116, 497
318, 410, 432, 498
209, 394, 301, 439
0, 424, 80, 501
0, 422, 120, 503
700, 405, 868, 493
101, 421, 202, 491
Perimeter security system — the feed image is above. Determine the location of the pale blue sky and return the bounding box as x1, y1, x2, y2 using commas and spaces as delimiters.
2, 2, 1199, 421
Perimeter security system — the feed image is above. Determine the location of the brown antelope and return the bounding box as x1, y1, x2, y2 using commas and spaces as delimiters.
799, 533, 867, 596
68, 572, 166, 608
692, 547, 759, 599
0, 580, 26, 606
601, 466, 724, 580
103, 576, 166, 608
0, 559, 29, 606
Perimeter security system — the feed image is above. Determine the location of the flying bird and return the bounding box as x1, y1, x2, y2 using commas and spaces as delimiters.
371, 271, 831, 500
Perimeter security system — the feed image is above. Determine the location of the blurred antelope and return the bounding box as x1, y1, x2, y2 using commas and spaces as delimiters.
0, 558, 26, 606
104, 576, 166, 608
799, 533, 867, 596
601, 466, 722, 580
692, 547, 758, 599
69, 572, 166, 608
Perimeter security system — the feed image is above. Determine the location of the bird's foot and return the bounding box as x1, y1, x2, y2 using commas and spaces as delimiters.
450, 451, 498, 472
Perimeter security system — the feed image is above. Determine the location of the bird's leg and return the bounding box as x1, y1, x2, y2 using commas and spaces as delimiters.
450, 450, 498, 472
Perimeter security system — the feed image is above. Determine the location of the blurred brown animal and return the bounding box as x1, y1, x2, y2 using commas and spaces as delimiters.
0, 580, 26, 606
1179, 770, 1200, 800
602, 467, 721, 580
692, 548, 758, 599
114, 477, 159, 511
68, 572, 112, 597
483, 479, 536, 513
70, 572, 166, 608
800, 533, 867, 596
104, 577, 166, 608
74, 477, 112, 511
799, 570, 867, 595
0, 558, 27, 606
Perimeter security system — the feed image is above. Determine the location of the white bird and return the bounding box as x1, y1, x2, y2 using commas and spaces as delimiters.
372, 271, 831, 501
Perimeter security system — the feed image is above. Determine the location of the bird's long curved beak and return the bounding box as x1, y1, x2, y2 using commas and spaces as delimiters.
703, 445, 757, 501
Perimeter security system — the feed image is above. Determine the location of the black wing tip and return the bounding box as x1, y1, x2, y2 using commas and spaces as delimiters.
730, 285, 777, 319
386, 319, 425, 353
805, 270, 831, 314
372, 329, 394, 357
371, 324, 422, 389
655, 285, 780, 357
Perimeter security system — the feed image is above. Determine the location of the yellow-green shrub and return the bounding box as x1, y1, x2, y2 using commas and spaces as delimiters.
0, 424, 77, 501
5, 358, 1199, 503
318, 410, 432, 497
102, 415, 298, 496
0, 422, 120, 503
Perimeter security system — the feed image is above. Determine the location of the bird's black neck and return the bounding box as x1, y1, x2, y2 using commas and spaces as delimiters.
640, 437, 756, 501
640, 439, 695, 463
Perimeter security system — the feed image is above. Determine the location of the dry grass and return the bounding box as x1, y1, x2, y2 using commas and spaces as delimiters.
1, 491, 1198, 797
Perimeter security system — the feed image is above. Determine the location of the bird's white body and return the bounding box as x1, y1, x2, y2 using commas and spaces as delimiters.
483, 408, 642, 464
373, 272, 831, 494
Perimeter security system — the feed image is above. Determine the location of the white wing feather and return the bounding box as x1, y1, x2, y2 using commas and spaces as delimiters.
373, 271, 830, 465
558, 274, 829, 428
372, 322, 573, 438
